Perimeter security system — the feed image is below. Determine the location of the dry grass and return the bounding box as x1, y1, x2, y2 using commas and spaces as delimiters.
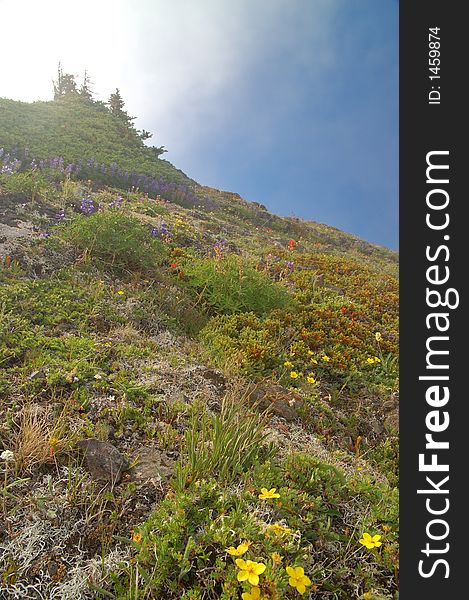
9, 405, 62, 472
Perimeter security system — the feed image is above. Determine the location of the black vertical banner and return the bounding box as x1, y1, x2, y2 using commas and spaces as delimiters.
400, 2, 466, 597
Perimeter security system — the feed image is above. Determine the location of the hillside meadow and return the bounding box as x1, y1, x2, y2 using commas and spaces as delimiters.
0, 96, 398, 599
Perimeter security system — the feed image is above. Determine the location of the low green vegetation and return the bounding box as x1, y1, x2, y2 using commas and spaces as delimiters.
59, 211, 167, 276
183, 255, 291, 316
0, 96, 398, 599
0, 96, 187, 184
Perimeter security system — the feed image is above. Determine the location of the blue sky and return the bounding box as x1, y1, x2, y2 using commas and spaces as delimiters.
1, 0, 398, 249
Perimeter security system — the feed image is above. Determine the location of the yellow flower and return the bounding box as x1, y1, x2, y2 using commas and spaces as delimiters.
241, 587, 261, 600
359, 533, 382, 549
49, 437, 60, 447
307, 375, 316, 384
271, 552, 283, 563
235, 559, 266, 586
226, 541, 251, 556
290, 371, 300, 379
322, 355, 330, 362
267, 523, 291, 535
366, 357, 376, 364
286, 566, 312, 595
116, 290, 125, 295
307, 350, 314, 356
373, 356, 381, 363
375, 332, 382, 342
242, 587, 261, 600
258, 487, 280, 499
310, 358, 318, 364
131, 531, 142, 543
283, 361, 294, 367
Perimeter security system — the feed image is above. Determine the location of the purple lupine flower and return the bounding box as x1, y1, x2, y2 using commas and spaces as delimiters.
214, 239, 227, 250
80, 196, 95, 214
285, 261, 295, 270
108, 196, 122, 209
1, 164, 13, 175
55, 208, 66, 221
150, 221, 172, 239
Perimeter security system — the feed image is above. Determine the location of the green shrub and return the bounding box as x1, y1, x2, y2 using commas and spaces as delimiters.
1, 170, 51, 201
184, 255, 291, 316
60, 211, 166, 275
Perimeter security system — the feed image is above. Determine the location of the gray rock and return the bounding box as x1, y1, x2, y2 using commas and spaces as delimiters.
130, 447, 175, 483
76, 438, 129, 483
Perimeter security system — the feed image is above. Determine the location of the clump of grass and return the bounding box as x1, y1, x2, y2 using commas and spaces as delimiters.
175, 385, 276, 490
9, 405, 62, 472
60, 211, 167, 276
183, 254, 291, 316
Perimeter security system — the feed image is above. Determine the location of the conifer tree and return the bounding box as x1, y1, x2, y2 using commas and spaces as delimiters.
53, 63, 78, 99
79, 70, 93, 101
107, 88, 135, 126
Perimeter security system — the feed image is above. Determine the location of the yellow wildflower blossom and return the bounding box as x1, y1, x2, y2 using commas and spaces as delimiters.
267, 523, 291, 535
307, 375, 316, 384
242, 587, 261, 600
290, 371, 300, 379
235, 559, 266, 586
286, 566, 312, 595
258, 487, 280, 499
359, 533, 382, 549
226, 541, 251, 556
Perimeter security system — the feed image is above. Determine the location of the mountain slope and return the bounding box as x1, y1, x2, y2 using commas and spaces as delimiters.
0, 96, 399, 599
0, 96, 397, 269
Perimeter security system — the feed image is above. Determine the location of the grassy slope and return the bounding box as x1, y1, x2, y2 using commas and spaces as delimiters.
0, 97, 399, 599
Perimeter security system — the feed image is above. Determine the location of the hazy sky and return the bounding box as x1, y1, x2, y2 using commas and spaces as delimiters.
0, 0, 398, 249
